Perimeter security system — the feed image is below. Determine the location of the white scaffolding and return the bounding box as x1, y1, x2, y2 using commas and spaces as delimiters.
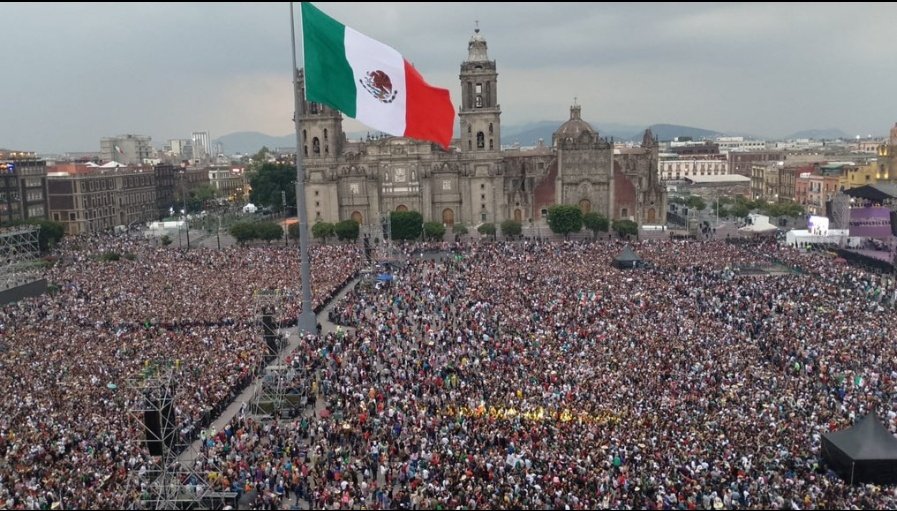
251, 289, 296, 418
127, 361, 220, 510
0, 225, 40, 291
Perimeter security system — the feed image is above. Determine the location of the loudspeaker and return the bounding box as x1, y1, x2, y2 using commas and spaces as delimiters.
825, 200, 833, 219
143, 389, 176, 456
144, 409, 163, 456
891, 211, 897, 237
262, 314, 277, 352
160, 394, 176, 452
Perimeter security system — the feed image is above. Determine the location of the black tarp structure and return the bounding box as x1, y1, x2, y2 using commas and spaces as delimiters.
821, 414, 897, 484
843, 184, 897, 203
613, 245, 643, 269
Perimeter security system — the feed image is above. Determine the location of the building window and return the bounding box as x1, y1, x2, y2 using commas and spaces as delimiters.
477, 132, 485, 149
481, 203, 486, 210
313, 137, 320, 155
480, 184, 485, 190
324, 129, 328, 140
481, 194, 486, 200
489, 139, 494, 150
622, 208, 628, 217
315, 201, 320, 207
314, 190, 319, 196
468, 141, 472, 150
475, 83, 482, 94
489, 123, 493, 135
475, 96, 483, 108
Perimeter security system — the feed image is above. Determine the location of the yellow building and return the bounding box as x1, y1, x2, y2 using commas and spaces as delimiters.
841, 163, 878, 190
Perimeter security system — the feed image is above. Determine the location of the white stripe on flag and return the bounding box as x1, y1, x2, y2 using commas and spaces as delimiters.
344, 27, 407, 137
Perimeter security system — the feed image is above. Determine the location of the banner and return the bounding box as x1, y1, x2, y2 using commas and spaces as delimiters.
849, 207, 892, 238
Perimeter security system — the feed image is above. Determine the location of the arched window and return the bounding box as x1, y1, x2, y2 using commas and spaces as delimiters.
324, 129, 328, 140
304, 146, 308, 157
313, 137, 320, 155
489, 123, 493, 134
468, 124, 472, 134
302, 129, 307, 142
468, 140, 472, 150
477, 132, 485, 149
489, 139, 494, 150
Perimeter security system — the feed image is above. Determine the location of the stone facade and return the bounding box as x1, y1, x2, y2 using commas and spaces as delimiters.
301, 28, 666, 230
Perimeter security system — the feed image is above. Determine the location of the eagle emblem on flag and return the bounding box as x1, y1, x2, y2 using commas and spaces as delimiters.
360, 70, 398, 104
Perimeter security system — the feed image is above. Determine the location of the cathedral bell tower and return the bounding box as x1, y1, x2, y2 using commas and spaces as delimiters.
459, 24, 501, 153
297, 68, 344, 159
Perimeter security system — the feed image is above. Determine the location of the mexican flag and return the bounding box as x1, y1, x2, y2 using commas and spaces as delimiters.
301, 3, 455, 149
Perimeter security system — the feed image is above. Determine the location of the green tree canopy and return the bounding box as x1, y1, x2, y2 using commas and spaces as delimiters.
255, 221, 283, 243
334, 220, 360, 241
547, 205, 583, 239
453, 223, 469, 235
248, 163, 296, 211
477, 223, 496, 237
500, 219, 522, 239
612, 219, 639, 238
582, 212, 609, 239
390, 211, 423, 240
310, 221, 334, 241
229, 222, 257, 245
423, 221, 446, 241
685, 196, 707, 211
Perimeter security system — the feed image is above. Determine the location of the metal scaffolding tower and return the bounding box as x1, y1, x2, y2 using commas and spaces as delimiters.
831, 192, 850, 231
127, 361, 219, 510
251, 289, 295, 418
0, 225, 40, 291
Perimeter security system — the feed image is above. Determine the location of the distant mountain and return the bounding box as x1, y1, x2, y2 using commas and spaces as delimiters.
786, 128, 848, 140
502, 121, 645, 147
218, 121, 732, 155
214, 132, 294, 155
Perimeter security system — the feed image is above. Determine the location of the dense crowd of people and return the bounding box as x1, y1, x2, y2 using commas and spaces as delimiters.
0, 234, 362, 509
224, 239, 897, 510
3, 231, 897, 509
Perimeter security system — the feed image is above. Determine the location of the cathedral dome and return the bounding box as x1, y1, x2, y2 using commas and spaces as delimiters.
555, 105, 596, 140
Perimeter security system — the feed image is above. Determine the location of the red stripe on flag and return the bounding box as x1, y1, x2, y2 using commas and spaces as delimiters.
403, 60, 455, 149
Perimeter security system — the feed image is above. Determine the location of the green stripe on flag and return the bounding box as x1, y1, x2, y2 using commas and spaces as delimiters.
301, 3, 356, 117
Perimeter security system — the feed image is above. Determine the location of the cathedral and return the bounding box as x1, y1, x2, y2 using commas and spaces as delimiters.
299, 27, 666, 231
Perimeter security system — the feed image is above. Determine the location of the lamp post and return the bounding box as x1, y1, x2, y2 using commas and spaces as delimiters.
179, 171, 190, 250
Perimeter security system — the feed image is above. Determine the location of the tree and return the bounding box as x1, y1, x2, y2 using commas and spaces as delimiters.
453, 223, 469, 235
255, 221, 283, 243
390, 211, 423, 241
582, 212, 609, 239
729, 202, 751, 219
685, 196, 707, 211
160, 235, 172, 246
310, 221, 335, 241
248, 163, 296, 210
500, 219, 522, 239
547, 205, 583, 239
334, 220, 360, 241
185, 184, 217, 213
423, 221, 446, 241
612, 219, 639, 238
477, 223, 496, 238
229, 222, 257, 245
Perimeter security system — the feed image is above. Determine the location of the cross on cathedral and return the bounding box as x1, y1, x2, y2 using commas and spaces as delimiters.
475, 20, 480, 33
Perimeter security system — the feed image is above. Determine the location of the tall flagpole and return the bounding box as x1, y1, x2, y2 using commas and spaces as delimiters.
290, 2, 317, 334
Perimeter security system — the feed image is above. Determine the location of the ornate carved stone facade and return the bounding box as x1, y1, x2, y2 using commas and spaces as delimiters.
300, 28, 666, 229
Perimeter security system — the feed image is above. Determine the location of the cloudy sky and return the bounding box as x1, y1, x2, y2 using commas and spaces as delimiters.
2, 2, 894, 153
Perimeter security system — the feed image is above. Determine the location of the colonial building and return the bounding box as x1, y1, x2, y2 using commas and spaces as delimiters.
301, 27, 666, 229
